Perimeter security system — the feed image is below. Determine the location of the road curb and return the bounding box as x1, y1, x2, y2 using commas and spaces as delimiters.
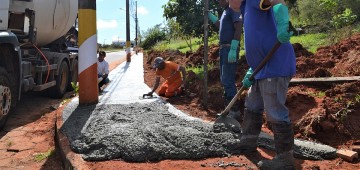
56, 102, 97, 170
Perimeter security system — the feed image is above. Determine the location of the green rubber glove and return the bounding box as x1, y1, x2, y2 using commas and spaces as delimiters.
208, 12, 218, 24
242, 68, 254, 88
273, 4, 293, 43
228, 40, 239, 63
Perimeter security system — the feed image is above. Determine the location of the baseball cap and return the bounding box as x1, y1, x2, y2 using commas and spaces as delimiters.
153, 57, 164, 68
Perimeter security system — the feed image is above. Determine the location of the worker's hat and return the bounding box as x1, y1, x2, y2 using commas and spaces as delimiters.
153, 57, 165, 68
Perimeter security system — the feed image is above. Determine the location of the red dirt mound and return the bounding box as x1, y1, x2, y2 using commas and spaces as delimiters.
144, 33, 360, 149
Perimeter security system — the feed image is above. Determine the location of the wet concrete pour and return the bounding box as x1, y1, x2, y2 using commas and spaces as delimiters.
62, 101, 242, 162
61, 100, 336, 162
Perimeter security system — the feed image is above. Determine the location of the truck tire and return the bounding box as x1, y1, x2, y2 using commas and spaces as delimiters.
50, 61, 69, 98
0, 67, 12, 129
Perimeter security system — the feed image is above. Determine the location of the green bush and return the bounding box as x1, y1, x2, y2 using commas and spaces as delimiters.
293, 0, 359, 32
295, 0, 334, 31
71, 82, 79, 95
186, 64, 215, 80
331, 8, 357, 29
141, 25, 167, 50
342, 0, 360, 19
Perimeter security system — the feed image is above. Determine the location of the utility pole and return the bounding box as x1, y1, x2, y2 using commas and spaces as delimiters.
135, 1, 138, 49
78, 0, 98, 104
126, 0, 131, 62
203, 0, 209, 108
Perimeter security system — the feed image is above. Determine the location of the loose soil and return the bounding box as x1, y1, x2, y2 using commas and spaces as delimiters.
142, 33, 360, 169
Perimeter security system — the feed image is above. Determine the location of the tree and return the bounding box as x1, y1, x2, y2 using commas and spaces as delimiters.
163, 19, 181, 42
331, 8, 357, 29
140, 24, 167, 50
164, 18, 196, 51
286, 0, 297, 8
163, 0, 219, 49
293, 0, 358, 32
341, 0, 360, 21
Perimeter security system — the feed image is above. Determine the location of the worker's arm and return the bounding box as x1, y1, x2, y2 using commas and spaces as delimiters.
228, 2, 243, 63
179, 66, 187, 89
242, 67, 254, 88
263, 0, 292, 43
148, 76, 160, 95
103, 61, 109, 79
233, 21, 242, 42
230, 0, 243, 39
227, 21, 242, 63
208, 12, 220, 28
102, 73, 108, 80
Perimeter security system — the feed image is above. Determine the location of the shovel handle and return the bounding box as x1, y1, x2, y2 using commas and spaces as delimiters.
249, 41, 281, 81
220, 41, 281, 116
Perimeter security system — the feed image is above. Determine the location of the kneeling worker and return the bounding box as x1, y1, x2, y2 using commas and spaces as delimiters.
147, 57, 186, 97
97, 51, 110, 92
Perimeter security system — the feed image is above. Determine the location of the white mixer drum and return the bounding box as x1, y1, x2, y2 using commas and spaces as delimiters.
33, 0, 78, 46
10, 0, 78, 46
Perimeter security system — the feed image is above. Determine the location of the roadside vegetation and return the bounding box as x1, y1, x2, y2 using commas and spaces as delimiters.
138, 0, 359, 54
98, 45, 126, 53
186, 64, 215, 79
134, 0, 360, 86
100, 0, 360, 55
33, 149, 55, 161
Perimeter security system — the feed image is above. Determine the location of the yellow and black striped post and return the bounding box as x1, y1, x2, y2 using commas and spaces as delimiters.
78, 0, 98, 105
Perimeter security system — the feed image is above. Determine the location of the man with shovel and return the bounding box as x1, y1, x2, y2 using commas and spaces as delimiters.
146, 57, 186, 98
208, 0, 243, 121
239, 0, 296, 169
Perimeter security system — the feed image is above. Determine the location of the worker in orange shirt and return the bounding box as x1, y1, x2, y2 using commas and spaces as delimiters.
146, 57, 187, 97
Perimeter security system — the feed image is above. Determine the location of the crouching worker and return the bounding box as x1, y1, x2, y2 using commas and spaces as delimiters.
97, 51, 110, 92
147, 57, 186, 98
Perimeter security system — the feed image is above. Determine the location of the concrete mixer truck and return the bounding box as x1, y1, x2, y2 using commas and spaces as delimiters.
0, 0, 79, 128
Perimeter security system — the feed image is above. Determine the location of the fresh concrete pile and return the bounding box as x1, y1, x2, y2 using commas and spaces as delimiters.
61, 100, 336, 162
62, 101, 242, 162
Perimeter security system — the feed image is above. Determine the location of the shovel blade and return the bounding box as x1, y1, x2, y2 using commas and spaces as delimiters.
139, 95, 157, 100
213, 116, 241, 133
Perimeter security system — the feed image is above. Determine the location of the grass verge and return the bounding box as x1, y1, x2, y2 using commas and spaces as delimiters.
34, 149, 55, 161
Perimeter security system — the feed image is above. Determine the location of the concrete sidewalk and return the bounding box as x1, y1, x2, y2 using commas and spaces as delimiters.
56, 53, 337, 169
97, 53, 200, 120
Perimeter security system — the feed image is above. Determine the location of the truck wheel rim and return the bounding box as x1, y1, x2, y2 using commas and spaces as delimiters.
0, 85, 11, 116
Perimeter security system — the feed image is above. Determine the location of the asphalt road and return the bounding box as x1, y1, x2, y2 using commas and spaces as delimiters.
103, 48, 129, 63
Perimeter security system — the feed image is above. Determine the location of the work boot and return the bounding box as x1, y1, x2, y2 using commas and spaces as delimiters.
257, 122, 295, 170
238, 108, 263, 153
